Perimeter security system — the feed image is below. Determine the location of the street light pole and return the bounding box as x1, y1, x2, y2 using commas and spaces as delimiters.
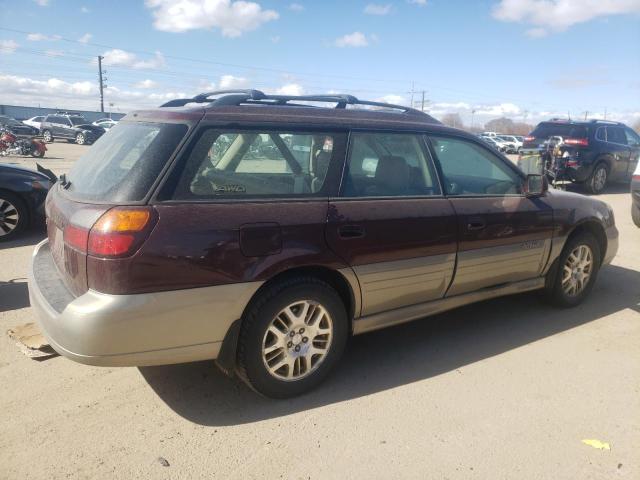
98, 55, 105, 113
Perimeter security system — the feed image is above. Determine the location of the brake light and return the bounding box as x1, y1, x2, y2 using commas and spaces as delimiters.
566, 160, 579, 167
524, 136, 535, 142
88, 207, 155, 257
564, 138, 589, 147
63, 224, 89, 252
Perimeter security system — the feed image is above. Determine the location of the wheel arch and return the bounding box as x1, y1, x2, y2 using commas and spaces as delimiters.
568, 220, 607, 262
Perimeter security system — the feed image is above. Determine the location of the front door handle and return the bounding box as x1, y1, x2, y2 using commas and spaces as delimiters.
466, 217, 486, 231
338, 225, 365, 239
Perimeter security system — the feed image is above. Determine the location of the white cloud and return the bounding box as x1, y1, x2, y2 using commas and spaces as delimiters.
81, 6, 89, 13
493, 0, 640, 35
364, 3, 392, 15
334, 31, 370, 48
219, 74, 249, 89
45, 50, 65, 57
145, 0, 279, 37
271, 35, 281, 43
377, 94, 407, 105
135, 79, 158, 89
408, 0, 427, 5
525, 27, 547, 37
101, 49, 166, 69
27, 33, 61, 41
0, 40, 19, 54
33, 0, 49, 6
275, 83, 305, 95
78, 33, 92, 44
289, 3, 304, 11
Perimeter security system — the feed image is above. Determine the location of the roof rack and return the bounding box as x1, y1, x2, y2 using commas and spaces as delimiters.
159, 89, 430, 117
589, 119, 623, 125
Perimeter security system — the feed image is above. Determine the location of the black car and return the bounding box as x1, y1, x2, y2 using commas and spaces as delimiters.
0, 163, 55, 240
632, 160, 640, 227
521, 119, 640, 194
40, 114, 106, 145
0, 115, 40, 137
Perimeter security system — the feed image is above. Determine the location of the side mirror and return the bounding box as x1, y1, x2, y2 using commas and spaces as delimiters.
524, 174, 548, 197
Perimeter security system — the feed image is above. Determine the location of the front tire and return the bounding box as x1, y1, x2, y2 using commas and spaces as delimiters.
585, 163, 608, 194
632, 204, 640, 228
0, 191, 28, 241
75, 133, 85, 145
42, 130, 53, 143
545, 232, 601, 308
236, 277, 348, 398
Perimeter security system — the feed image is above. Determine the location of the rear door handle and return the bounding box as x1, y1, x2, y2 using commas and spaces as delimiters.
338, 225, 365, 239
466, 217, 486, 231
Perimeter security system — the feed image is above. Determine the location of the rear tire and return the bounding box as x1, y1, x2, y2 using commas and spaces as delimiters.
42, 130, 53, 143
0, 191, 28, 241
544, 232, 601, 308
632, 204, 640, 228
75, 133, 85, 145
585, 163, 608, 194
236, 277, 348, 398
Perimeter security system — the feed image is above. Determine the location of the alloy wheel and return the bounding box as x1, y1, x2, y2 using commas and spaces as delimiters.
262, 300, 333, 381
562, 244, 593, 296
0, 198, 19, 237
76, 133, 85, 145
594, 167, 607, 192
43, 131, 52, 142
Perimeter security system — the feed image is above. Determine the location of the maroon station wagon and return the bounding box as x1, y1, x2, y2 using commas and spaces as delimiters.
29, 90, 618, 398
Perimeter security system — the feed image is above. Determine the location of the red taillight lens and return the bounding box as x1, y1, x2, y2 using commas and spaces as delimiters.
564, 138, 589, 147
87, 207, 155, 258
63, 224, 89, 253
633, 175, 640, 181
566, 160, 579, 167
524, 136, 535, 142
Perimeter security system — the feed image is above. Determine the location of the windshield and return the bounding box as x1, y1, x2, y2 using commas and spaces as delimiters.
0, 117, 20, 126
69, 116, 87, 126
531, 123, 588, 139
66, 121, 187, 202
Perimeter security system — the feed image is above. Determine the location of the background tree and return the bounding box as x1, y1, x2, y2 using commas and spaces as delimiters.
633, 119, 640, 134
439, 112, 464, 129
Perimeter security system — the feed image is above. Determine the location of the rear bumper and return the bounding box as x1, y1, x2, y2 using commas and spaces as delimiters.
28, 240, 263, 367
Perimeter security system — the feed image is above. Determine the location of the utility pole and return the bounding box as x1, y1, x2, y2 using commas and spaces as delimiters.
604, 107, 607, 120
98, 55, 106, 113
583, 111, 589, 120
409, 81, 415, 108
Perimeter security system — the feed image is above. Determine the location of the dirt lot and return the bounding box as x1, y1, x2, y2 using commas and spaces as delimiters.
1, 143, 639, 479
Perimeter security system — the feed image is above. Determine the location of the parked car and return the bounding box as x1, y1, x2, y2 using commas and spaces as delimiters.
0, 115, 40, 137
491, 136, 517, 153
497, 135, 522, 152
480, 135, 504, 151
0, 163, 55, 240
22, 116, 46, 132
40, 113, 106, 145
92, 118, 118, 129
29, 90, 618, 398
522, 119, 640, 194
632, 160, 640, 227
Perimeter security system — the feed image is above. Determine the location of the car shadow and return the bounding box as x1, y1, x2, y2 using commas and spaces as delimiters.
0, 228, 46, 250
563, 182, 630, 196
0, 278, 30, 313
139, 264, 640, 426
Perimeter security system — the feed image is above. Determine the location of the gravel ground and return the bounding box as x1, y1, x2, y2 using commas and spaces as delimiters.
0, 142, 638, 479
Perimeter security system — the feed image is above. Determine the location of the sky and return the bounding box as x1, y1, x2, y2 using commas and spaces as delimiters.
0, 0, 639, 127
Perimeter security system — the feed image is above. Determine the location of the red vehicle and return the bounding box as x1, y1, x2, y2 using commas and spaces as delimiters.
0, 127, 47, 158
29, 90, 618, 398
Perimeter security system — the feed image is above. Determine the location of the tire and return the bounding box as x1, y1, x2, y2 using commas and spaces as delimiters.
544, 232, 601, 308
75, 133, 85, 145
42, 130, 53, 143
0, 191, 28, 241
236, 277, 348, 398
585, 163, 608, 194
632, 204, 640, 228
31, 148, 44, 158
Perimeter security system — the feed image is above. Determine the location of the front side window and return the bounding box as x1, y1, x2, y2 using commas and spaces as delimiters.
341, 133, 440, 197
607, 127, 627, 145
429, 136, 522, 196
173, 130, 337, 199
625, 128, 640, 147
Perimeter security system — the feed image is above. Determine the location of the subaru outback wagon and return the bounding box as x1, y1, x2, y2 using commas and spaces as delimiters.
29, 90, 618, 398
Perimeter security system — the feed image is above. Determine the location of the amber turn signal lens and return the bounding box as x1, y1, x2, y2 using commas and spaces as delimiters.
93, 209, 150, 233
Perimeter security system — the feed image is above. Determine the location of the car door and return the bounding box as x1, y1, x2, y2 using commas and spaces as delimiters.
50, 116, 66, 137
61, 118, 75, 139
326, 132, 458, 316
604, 126, 631, 180
624, 128, 640, 179
427, 134, 554, 297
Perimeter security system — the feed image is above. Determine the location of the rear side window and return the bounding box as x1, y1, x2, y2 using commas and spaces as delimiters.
66, 122, 187, 202
531, 123, 588, 139
341, 133, 440, 197
172, 130, 338, 199
606, 127, 627, 144
429, 136, 522, 196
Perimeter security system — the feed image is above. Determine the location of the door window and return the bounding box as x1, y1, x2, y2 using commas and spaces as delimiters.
607, 127, 627, 145
341, 133, 440, 197
172, 130, 337, 199
625, 128, 640, 147
429, 136, 522, 196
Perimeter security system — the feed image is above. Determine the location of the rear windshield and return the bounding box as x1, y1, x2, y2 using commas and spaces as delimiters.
66, 121, 187, 202
530, 123, 588, 139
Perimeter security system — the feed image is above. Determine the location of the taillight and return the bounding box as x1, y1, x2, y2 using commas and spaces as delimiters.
524, 136, 535, 142
64, 224, 89, 252
566, 160, 579, 167
564, 138, 589, 147
88, 207, 156, 258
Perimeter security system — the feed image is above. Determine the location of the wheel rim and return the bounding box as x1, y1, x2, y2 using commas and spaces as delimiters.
43, 131, 51, 142
0, 198, 19, 236
562, 244, 593, 296
76, 134, 84, 145
262, 300, 333, 381
594, 167, 607, 191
